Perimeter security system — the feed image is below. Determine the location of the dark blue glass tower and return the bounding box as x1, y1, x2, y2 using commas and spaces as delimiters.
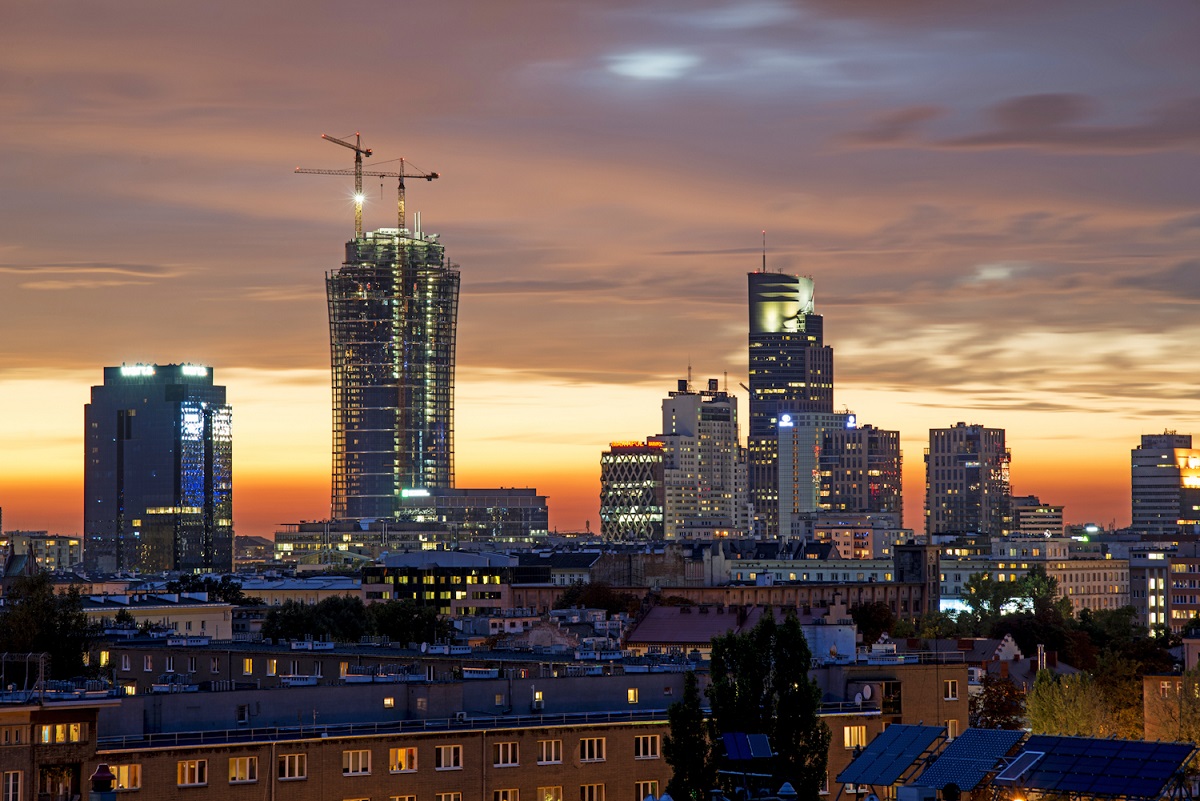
84, 364, 233, 573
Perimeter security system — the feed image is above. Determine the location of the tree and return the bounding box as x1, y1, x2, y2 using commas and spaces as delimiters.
850, 602, 895, 646
664, 671, 715, 801
0, 573, 96, 679
1010, 565, 1059, 615
707, 611, 830, 797
1025, 669, 1128, 738
553, 582, 640, 616
969, 672, 1025, 729
367, 600, 449, 644
962, 572, 1015, 621
262, 596, 369, 642
165, 574, 261, 606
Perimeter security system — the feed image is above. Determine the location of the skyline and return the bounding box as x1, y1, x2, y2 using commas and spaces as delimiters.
3, 1, 1200, 537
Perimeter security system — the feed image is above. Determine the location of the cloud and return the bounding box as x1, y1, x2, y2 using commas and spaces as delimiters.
606, 51, 700, 80
844, 105, 944, 145
0, 262, 183, 290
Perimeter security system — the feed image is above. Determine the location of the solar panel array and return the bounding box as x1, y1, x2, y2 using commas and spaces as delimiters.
993, 735, 1197, 798
722, 733, 773, 761
912, 728, 1025, 791
837, 725, 944, 787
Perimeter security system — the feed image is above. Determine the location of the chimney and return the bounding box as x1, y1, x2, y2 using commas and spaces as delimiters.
1046, 651, 1058, 668
999, 661, 1009, 679
1037, 643, 1046, 672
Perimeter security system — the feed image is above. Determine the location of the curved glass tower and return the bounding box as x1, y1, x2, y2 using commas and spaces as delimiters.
328, 227, 459, 520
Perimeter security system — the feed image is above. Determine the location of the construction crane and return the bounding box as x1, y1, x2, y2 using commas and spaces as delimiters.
298, 132, 373, 237
295, 158, 439, 234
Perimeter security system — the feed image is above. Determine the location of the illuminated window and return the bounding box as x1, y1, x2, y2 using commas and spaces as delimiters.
342, 749, 370, 776
538, 787, 563, 801
228, 756, 257, 783
112, 764, 140, 791
384, 696, 395, 709
946, 720, 959, 741
177, 760, 207, 787
389, 747, 417, 773
627, 688, 639, 704
242, 658, 254, 675
844, 725, 867, 749
494, 790, 519, 801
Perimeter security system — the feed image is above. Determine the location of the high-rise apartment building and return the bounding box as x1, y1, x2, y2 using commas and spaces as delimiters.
327, 227, 459, 520
924, 422, 1011, 537
1131, 433, 1200, 536
747, 271, 834, 537
599, 441, 665, 540
84, 364, 232, 573
820, 424, 903, 518
652, 378, 747, 538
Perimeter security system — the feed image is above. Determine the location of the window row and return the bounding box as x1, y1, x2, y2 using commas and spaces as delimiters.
115, 736, 659, 789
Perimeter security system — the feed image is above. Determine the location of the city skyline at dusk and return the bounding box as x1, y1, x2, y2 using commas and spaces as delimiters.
3, 1, 1200, 537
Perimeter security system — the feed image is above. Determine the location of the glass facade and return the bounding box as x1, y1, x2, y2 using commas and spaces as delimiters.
328, 228, 459, 520
84, 364, 233, 572
747, 272, 835, 538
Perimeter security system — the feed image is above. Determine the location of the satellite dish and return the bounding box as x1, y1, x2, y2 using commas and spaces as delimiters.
866, 795, 880, 801
862, 684, 873, 700
854, 692, 863, 705
420, 642, 428, 653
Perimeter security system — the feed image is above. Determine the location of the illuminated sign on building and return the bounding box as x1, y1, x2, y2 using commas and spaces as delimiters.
778, 414, 794, 428
181, 364, 209, 377
120, 364, 155, 377
401, 488, 430, 497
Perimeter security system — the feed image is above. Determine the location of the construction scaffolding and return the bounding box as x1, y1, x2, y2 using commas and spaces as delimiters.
327, 227, 459, 520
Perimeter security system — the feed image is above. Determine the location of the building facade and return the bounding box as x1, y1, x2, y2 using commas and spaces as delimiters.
747, 271, 834, 538
1010, 495, 1064, 537
820, 424, 903, 519
84, 364, 233, 573
328, 227, 460, 520
924, 423, 1011, 537
599, 442, 665, 541
1131, 433, 1200, 536
776, 411, 851, 539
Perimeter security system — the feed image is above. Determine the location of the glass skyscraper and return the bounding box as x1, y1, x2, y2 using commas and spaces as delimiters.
327, 227, 459, 520
84, 364, 232, 573
747, 271, 835, 538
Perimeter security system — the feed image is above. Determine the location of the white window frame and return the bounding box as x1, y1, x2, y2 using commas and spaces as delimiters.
494, 741, 519, 767
494, 790, 519, 801
538, 787, 563, 801
634, 734, 659, 760
436, 744, 463, 770
277, 753, 307, 780
3, 771, 22, 801
579, 737, 606, 763
538, 739, 563, 765
228, 756, 257, 784
342, 749, 371, 776
635, 781, 659, 800
943, 679, 959, 700
389, 747, 417, 773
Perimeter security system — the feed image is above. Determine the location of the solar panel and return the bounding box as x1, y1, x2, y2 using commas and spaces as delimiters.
837, 725, 944, 787
747, 734, 773, 759
995, 736, 1197, 798
722, 733, 751, 761
912, 728, 1026, 791
994, 750, 1043, 782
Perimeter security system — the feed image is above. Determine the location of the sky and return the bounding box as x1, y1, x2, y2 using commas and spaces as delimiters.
3, 1, 1200, 538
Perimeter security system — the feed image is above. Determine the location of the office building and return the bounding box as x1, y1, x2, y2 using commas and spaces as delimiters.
1010, 494, 1064, 537
652, 378, 747, 538
1131, 432, 1200, 536
599, 442, 665, 540
820, 424, 903, 518
394, 487, 550, 543
776, 410, 852, 539
924, 422, 1011, 537
327, 226, 459, 520
84, 364, 232, 573
0, 531, 82, 571
747, 271, 834, 538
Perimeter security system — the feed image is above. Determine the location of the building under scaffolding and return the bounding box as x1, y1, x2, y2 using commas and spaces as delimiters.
327, 226, 459, 520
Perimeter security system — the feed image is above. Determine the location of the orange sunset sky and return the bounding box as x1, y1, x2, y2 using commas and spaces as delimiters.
3, 1, 1200, 538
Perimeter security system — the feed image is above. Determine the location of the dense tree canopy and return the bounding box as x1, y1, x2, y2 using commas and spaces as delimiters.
707, 611, 830, 797
0, 573, 96, 679
663, 671, 715, 801
553, 582, 641, 616
261, 596, 450, 644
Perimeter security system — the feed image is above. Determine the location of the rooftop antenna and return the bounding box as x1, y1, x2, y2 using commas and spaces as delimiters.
762, 229, 767, 272
687, 358, 693, 392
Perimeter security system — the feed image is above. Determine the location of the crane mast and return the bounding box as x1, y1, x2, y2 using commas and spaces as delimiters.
318, 132, 372, 237
295, 158, 439, 233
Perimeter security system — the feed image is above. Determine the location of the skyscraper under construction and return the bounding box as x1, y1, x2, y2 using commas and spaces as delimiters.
327, 226, 460, 520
